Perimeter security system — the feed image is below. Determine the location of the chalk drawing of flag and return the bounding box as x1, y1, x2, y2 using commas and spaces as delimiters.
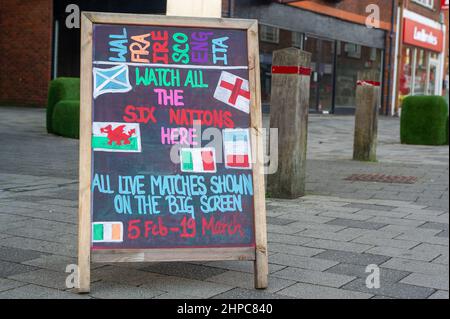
213, 71, 250, 114
92, 222, 123, 243
92, 122, 142, 153
180, 148, 217, 173
93, 64, 132, 99
223, 129, 252, 170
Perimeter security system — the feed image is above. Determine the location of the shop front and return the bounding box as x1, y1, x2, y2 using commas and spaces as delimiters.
398, 11, 445, 105
233, 0, 386, 115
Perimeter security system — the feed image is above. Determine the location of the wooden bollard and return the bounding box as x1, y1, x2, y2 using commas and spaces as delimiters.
353, 70, 381, 162
268, 48, 311, 199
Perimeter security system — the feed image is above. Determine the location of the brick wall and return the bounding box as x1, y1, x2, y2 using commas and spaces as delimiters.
0, 0, 53, 107
406, 0, 442, 20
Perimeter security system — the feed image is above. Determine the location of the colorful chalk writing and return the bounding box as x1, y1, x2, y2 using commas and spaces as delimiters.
91, 24, 254, 249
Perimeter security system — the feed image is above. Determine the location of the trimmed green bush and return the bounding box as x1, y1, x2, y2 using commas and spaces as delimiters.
400, 95, 449, 146
52, 100, 80, 139
47, 77, 80, 133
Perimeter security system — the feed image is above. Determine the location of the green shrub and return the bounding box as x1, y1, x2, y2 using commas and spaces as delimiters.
400, 95, 449, 146
446, 115, 449, 145
47, 77, 80, 133
52, 100, 80, 139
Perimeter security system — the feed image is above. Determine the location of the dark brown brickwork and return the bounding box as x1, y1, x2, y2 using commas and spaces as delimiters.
0, 0, 53, 107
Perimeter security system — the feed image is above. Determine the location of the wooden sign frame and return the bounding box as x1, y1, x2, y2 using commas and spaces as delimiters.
78, 12, 268, 293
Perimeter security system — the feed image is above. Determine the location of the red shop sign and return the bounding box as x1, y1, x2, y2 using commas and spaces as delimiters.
442, 0, 449, 10
403, 18, 443, 52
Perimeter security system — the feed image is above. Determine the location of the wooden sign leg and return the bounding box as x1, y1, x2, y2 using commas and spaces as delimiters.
77, 12, 93, 294
254, 247, 269, 289
77, 220, 91, 293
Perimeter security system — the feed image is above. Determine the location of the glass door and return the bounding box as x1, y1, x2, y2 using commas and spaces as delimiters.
304, 35, 335, 113
427, 58, 439, 95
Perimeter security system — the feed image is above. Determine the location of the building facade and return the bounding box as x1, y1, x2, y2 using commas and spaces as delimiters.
227, 0, 396, 115
0, 0, 448, 113
393, 0, 448, 114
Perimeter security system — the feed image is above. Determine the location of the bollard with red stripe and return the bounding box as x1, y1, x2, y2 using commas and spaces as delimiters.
268, 47, 312, 199
353, 70, 381, 162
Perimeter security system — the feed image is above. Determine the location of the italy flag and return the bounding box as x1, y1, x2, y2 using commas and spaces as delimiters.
92, 222, 123, 243
180, 148, 217, 173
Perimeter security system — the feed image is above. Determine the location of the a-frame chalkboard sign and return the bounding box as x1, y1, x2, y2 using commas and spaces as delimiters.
78, 12, 268, 293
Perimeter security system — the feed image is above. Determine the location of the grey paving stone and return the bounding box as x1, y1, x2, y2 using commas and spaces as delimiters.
140, 274, 234, 298
207, 271, 295, 293
419, 222, 449, 231
396, 233, 449, 246
92, 265, 168, 286
342, 278, 436, 299
437, 230, 449, 238
352, 235, 420, 250
269, 243, 324, 257
0, 236, 76, 257
405, 212, 449, 224
433, 254, 449, 265
0, 246, 48, 263
412, 243, 449, 256
296, 229, 363, 242
268, 233, 314, 246
267, 223, 306, 235
304, 239, 373, 253
272, 267, 355, 288
320, 211, 373, 221
326, 263, 410, 283
289, 222, 347, 233
326, 218, 387, 230
269, 253, 338, 271
204, 260, 286, 274
381, 258, 449, 276
355, 209, 411, 218
0, 260, 39, 277
153, 292, 197, 299
213, 287, 289, 299
140, 262, 228, 281
367, 216, 426, 228
428, 290, 449, 299
89, 281, 165, 299
314, 250, 391, 266
366, 246, 441, 262
400, 273, 449, 291
8, 269, 70, 290
0, 284, 91, 299
266, 217, 296, 226
21, 254, 78, 272
277, 282, 373, 299
344, 203, 397, 211
0, 278, 27, 292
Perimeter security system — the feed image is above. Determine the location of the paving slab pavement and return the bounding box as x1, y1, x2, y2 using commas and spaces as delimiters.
0, 106, 448, 299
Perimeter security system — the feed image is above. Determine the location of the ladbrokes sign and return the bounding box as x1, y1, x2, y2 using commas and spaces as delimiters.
403, 18, 444, 52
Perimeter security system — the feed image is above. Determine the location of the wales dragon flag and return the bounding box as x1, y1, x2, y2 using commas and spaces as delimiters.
92, 122, 142, 153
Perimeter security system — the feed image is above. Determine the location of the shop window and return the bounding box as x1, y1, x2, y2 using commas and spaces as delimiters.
344, 43, 362, 59
260, 25, 280, 44
292, 32, 303, 49
399, 47, 414, 98
411, 0, 434, 9
415, 48, 428, 95
335, 41, 382, 113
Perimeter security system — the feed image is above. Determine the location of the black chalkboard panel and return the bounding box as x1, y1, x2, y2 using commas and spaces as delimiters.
78, 13, 268, 292
90, 24, 256, 249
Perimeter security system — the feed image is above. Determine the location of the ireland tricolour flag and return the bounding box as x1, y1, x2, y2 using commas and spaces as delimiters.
92, 122, 141, 153
180, 148, 217, 173
92, 222, 123, 243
